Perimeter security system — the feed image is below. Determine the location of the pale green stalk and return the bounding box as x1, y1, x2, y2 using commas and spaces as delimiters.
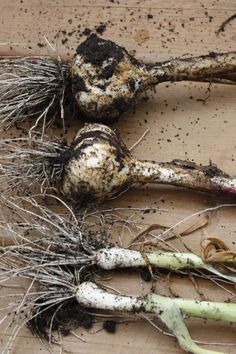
77, 282, 236, 354
96, 248, 236, 283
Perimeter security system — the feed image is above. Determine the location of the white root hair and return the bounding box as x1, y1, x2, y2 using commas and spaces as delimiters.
0, 57, 69, 131
0, 196, 236, 353
0, 135, 68, 195
1, 195, 236, 285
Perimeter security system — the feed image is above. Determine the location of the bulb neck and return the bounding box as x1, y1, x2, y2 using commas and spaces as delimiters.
147, 51, 236, 83
130, 159, 236, 196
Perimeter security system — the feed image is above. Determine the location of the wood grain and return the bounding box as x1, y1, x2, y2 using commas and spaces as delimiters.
0, 0, 236, 353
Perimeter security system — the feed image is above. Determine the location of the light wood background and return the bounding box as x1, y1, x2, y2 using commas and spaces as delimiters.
0, 0, 236, 353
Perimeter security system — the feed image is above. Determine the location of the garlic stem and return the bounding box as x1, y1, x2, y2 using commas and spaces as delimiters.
132, 159, 236, 196
173, 297, 236, 323
148, 51, 236, 84
96, 247, 236, 283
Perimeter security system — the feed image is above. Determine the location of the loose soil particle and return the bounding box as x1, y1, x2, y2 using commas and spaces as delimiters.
28, 299, 95, 340
103, 320, 117, 333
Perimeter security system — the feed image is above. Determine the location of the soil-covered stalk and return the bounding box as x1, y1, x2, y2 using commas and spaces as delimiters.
132, 159, 236, 197
148, 52, 236, 83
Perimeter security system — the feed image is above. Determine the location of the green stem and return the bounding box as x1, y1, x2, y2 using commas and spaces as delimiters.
175, 297, 236, 322
146, 294, 225, 354
78, 282, 231, 354
97, 248, 236, 283
148, 251, 236, 283
147, 251, 205, 268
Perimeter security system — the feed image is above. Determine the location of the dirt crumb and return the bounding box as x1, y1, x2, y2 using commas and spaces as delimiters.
96, 23, 107, 35
103, 320, 117, 333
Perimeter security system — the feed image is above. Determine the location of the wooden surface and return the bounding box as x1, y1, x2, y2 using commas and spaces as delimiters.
0, 0, 236, 353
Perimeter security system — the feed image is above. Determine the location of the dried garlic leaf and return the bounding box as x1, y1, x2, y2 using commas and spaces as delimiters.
181, 215, 209, 236
206, 251, 236, 264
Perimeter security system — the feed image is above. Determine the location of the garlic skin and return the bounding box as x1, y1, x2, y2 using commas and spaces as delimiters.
71, 34, 151, 121
61, 124, 133, 203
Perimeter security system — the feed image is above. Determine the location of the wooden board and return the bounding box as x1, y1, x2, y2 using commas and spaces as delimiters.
0, 1, 236, 353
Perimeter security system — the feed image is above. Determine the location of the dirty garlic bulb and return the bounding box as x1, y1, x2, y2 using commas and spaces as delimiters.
61, 123, 133, 202
1, 34, 236, 130
71, 34, 236, 122
1, 123, 236, 204
61, 123, 236, 203
71, 34, 152, 120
